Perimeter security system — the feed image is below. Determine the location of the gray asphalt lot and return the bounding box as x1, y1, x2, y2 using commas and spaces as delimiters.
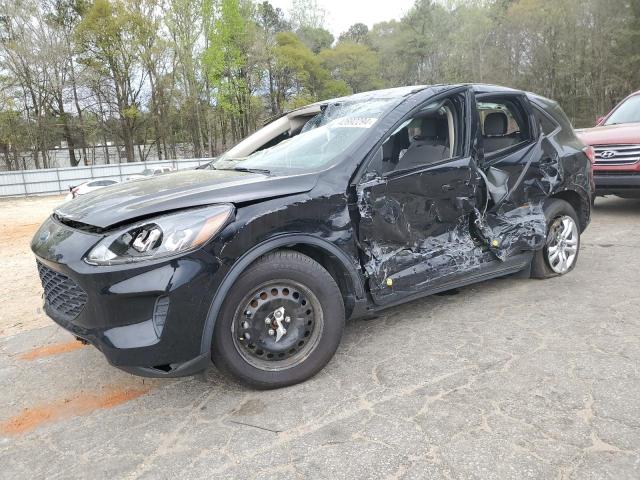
1, 196, 639, 479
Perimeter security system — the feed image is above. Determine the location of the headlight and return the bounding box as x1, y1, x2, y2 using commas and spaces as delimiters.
85, 204, 233, 265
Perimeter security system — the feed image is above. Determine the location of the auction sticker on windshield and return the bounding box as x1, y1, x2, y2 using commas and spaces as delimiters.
332, 117, 378, 128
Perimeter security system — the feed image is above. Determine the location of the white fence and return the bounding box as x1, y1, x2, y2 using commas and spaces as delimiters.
0, 158, 214, 197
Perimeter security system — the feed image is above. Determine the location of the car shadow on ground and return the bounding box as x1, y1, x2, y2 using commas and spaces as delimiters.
3, 207, 640, 479
2, 196, 630, 438
0, 276, 492, 435
593, 196, 640, 214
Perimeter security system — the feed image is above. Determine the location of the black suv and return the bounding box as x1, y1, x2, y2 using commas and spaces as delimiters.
32, 84, 593, 388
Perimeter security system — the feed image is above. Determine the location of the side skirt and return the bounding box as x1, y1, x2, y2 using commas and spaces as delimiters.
352, 252, 533, 317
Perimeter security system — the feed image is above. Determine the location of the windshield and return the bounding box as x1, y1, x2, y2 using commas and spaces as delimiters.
212, 99, 396, 174
605, 95, 640, 125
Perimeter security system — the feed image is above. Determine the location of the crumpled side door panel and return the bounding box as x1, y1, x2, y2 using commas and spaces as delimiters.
356, 156, 492, 302
353, 89, 575, 305
473, 136, 550, 260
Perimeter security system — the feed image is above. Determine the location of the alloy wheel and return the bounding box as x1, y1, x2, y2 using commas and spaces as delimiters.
546, 215, 579, 274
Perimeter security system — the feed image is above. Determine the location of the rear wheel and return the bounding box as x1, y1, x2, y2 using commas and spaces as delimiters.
531, 199, 581, 278
211, 250, 345, 389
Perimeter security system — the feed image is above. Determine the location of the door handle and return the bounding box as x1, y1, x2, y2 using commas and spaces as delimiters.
441, 184, 455, 191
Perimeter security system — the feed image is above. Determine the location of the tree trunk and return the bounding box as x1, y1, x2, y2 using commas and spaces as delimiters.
68, 54, 88, 165
1, 143, 12, 171
268, 61, 277, 115
148, 71, 163, 160
63, 122, 78, 167
58, 98, 78, 167
187, 74, 203, 157
121, 117, 135, 162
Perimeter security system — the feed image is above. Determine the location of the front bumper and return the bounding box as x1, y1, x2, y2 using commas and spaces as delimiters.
594, 172, 640, 196
31, 216, 223, 377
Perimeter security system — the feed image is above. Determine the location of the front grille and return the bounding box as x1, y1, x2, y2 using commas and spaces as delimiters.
36, 261, 87, 319
595, 171, 640, 176
594, 144, 640, 166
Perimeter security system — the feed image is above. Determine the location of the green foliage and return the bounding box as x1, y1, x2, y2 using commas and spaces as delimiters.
204, 0, 249, 86
296, 26, 333, 54
0, 109, 31, 152
2, 0, 640, 170
122, 105, 139, 119
338, 23, 369, 45
289, 0, 326, 30
273, 32, 348, 104
203, 0, 256, 137
255, 1, 289, 33
320, 42, 382, 93
76, 0, 136, 60
74, 0, 150, 161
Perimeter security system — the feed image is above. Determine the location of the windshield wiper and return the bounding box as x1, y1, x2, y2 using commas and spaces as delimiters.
196, 162, 215, 170
231, 167, 271, 175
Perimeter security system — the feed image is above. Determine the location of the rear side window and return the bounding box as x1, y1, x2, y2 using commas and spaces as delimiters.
533, 106, 559, 135
477, 97, 533, 156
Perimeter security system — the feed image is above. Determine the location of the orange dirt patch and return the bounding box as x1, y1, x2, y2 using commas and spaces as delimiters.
18, 340, 87, 360
0, 386, 151, 435
0, 195, 66, 337
0, 222, 41, 247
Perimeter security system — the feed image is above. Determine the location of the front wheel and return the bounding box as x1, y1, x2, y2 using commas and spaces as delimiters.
211, 250, 345, 389
531, 199, 581, 278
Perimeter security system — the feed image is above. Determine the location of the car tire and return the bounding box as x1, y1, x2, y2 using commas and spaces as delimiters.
211, 250, 345, 389
531, 199, 581, 279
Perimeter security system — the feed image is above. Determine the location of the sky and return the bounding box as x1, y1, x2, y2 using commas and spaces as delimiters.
268, 0, 416, 37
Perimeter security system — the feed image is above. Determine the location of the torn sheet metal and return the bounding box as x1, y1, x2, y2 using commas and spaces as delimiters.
472, 137, 550, 261
360, 216, 495, 296
356, 133, 552, 301
473, 202, 547, 261
355, 160, 494, 300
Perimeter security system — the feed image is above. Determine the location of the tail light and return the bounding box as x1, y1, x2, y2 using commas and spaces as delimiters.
584, 145, 595, 164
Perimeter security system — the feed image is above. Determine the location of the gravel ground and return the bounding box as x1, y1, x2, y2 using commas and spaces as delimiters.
0, 195, 639, 479
0, 195, 66, 337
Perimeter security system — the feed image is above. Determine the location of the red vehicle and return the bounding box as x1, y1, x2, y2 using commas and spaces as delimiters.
576, 90, 640, 197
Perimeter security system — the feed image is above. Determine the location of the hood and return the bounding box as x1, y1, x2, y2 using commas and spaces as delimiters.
575, 122, 640, 145
55, 169, 318, 229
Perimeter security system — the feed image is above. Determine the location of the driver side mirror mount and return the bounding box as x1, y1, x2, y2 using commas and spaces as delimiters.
362, 148, 386, 182
360, 170, 380, 183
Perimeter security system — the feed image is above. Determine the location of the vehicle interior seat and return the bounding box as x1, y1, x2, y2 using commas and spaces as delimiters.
416, 116, 449, 150
397, 115, 450, 169
382, 126, 411, 165
482, 111, 520, 153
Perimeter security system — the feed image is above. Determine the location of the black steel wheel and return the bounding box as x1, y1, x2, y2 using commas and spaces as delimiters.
231, 280, 323, 371
211, 250, 345, 389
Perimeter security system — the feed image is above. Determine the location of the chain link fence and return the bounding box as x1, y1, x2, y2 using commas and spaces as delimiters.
0, 158, 214, 197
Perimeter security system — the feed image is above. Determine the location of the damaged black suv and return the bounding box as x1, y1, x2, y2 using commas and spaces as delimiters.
32, 84, 593, 388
